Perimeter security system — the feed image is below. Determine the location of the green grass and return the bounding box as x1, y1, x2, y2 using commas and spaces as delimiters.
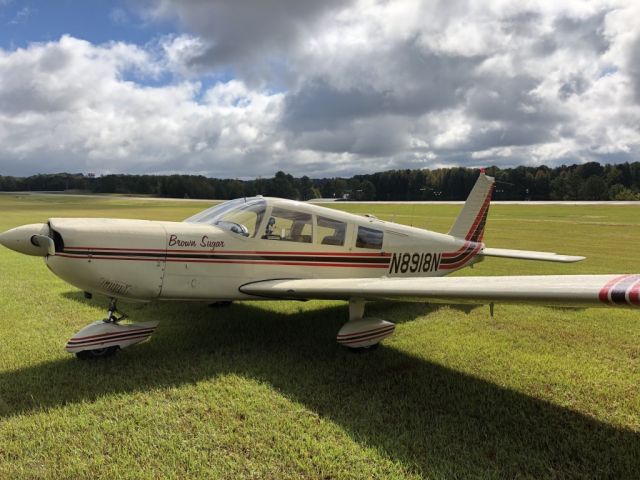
0, 194, 639, 479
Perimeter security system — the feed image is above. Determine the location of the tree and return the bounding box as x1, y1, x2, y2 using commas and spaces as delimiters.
580, 175, 608, 200
361, 180, 376, 200
271, 171, 298, 199
609, 184, 639, 200
299, 176, 317, 200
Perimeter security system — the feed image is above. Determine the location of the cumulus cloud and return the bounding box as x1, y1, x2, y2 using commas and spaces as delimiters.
0, 0, 639, 177
145, 0, 351, 84
0, 36, 284, 176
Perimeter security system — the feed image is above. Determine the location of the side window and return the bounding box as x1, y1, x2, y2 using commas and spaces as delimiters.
263, 207, 312, 243
216, 204, 265, 237
316, 216, 347, 246
356, 226, 383, 249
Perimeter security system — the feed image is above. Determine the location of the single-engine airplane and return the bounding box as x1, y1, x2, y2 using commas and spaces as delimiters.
1, 172, 637, 359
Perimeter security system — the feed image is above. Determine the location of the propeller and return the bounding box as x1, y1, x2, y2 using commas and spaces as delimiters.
30, 234, 56, 256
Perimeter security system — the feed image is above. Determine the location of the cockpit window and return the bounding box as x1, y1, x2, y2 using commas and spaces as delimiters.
356, 226, 383, 249
316, 216, 346, 246
185, 197, 266, 238
262, 207, 312, 243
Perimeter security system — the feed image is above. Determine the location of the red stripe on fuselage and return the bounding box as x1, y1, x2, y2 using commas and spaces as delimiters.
65, 246, 391, 257
440, 243, 482, 270
57, 253, 389, 268
58, 253, 162, 262
442, 241, 474, 258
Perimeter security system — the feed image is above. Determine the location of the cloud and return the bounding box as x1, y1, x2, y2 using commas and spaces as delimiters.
145, 0, 352, 83
0, 0, 639, 178
7, 5, 33, 25
109, 7, 130, 26
0, 36, 285, 177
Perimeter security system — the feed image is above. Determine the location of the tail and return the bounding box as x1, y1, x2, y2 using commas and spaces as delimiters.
447, 172, 495, 242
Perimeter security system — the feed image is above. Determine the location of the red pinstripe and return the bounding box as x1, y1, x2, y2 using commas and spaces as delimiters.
70, 327, 156, 342
339, 329, 395, 345
337, 324, 395, 340
465, 184, 494, 241
65, 246, 391, 257
57, 253, 389, 268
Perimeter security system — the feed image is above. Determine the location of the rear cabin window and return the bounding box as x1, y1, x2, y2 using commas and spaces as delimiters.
263, 207, 313, 243
316, 216, 347, 246
356, 226, 383, 249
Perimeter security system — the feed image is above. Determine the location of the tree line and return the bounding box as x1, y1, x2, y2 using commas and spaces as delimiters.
2, 161, 640, 201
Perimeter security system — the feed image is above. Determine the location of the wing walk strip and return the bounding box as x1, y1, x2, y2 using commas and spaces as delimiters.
58, 248, 392, 269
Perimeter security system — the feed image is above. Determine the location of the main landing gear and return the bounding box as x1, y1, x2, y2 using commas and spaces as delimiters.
336, 299, 395, 352
66, 298, 159, 360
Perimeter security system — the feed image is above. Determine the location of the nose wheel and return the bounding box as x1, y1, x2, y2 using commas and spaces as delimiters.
66, 298, 158, 360
75, 345, 119, 360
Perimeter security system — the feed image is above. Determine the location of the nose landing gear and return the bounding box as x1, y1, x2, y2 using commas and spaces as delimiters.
66, 298, 159, 360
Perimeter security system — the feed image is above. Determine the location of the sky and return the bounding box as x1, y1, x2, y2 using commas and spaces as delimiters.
0, 0, 639, 179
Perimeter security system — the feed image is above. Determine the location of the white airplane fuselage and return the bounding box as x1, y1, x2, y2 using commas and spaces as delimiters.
42, 199, 479, 303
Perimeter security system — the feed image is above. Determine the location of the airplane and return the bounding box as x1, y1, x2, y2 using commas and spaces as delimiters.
1, 171, 638, 359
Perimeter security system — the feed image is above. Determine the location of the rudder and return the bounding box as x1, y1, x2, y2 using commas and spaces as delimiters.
447, 173, 495, 242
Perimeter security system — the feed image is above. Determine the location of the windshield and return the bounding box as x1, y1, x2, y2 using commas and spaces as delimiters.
185, 197, 266, 238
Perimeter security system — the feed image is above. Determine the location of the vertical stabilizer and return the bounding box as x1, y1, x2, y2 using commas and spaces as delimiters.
447, 173, 495, 242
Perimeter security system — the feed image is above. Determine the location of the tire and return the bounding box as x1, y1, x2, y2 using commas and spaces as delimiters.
209, 301, 233, 308
347, 343, 379, 353
75, 345, 119, 360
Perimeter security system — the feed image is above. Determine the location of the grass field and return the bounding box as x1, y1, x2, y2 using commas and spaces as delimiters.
0, 193, 639, 479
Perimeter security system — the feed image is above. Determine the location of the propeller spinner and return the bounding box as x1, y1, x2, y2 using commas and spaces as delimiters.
0, 223, 55, 256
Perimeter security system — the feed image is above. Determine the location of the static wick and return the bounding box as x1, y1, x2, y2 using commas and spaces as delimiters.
489, 302, 494, 318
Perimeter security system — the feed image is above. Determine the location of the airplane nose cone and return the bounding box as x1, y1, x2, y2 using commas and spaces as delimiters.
0, 223, 51, 256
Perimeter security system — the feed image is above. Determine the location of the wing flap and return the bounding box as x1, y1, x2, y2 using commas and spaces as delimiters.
240, 274, 640, 308
480, 247, 585, 263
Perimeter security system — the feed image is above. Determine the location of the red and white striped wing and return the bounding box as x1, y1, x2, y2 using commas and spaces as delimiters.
240, 274, 640, 308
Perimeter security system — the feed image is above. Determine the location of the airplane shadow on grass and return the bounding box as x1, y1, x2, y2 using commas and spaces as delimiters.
1, 292, 638, 478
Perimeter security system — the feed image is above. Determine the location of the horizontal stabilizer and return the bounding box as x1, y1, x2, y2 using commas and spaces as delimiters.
240, 274, 640, 308
480, 247, 585, 263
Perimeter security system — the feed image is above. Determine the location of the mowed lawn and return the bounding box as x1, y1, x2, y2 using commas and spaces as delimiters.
0, 193, 639, 479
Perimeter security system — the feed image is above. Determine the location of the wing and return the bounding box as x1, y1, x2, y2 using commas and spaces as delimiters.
240, 274, 640, 308
480, 247, 585, 263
